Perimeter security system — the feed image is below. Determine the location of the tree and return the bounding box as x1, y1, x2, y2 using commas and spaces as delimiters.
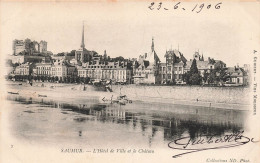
182, 72, 191, 84
67, 76, 71, 83
8, 75, 13, 80
83, 77, 89, 84
189, 73, 202, 85
80, 77, 84, 83
186, 59, 202, 85
190, 59, 199, 74
6, 59, 13, 67
114, 56, 125, 62
76, 76, 80, 83
36, 76, 40, 81
55, 76, 59, 82
40, 76, 44, 82
218, 68, 229, 83
56, 52, 65, 56
44, 76, 48, 82
202, 71, 210, 84
70, 77, 75, 83
73, 77, 77, 83
14, 63, 20, 67
63, 77, 67, 83
28, 75, 32, 81
208, 71, 216, 85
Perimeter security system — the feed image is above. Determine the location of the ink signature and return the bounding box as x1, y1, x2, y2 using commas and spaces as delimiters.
168, 131, 258, 158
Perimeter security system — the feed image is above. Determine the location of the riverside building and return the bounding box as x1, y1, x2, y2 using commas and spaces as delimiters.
77, 52, 132, 84
162, 49, 187, 84
13, 62, 32, 76
184, 52, 226, 77
74, 23, 132, 83
132, 38, 161, 84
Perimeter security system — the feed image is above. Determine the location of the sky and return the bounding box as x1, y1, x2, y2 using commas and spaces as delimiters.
1, 1, 259, 67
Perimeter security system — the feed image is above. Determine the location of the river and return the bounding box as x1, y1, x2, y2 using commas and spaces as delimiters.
6, 93, 248, 150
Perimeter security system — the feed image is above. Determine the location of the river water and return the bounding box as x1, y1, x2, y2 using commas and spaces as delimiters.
6, 94, 248, 150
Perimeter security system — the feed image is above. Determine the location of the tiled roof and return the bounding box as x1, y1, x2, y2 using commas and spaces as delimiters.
185, 60, 212, 69
226, 67, 245, 77
164, 49, 187, 64
159, 63, 166, 66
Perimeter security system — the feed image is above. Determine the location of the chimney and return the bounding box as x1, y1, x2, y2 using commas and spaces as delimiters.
145, 53, 147, 58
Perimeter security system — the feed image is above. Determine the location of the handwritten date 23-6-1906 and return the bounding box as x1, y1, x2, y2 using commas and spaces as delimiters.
148, 2, 222, 13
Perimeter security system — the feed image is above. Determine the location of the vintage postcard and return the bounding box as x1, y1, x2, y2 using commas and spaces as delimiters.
0, 1, 259, 163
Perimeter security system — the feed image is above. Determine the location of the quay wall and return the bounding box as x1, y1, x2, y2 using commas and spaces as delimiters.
112, 85, 250, 104
6, 81, 250, 106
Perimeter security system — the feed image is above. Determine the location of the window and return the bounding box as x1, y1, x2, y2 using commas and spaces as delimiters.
179, 67, 182, 71
168, 66, 171, 71
176, 74, 179, 79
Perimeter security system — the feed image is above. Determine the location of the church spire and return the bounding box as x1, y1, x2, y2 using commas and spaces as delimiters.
81, 22, 85, 49
151, 37, 154, 52
201, 53, 204, 61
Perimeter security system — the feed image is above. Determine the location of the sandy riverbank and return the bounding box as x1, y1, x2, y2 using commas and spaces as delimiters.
5, 81, 250, 110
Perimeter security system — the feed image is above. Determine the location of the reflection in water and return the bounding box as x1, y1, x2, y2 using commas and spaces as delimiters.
7, 95, 247, 147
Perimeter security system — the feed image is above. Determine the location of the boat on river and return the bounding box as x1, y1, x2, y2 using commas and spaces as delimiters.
38, 94, 47, 97
101, 94, 132, 105
8, 91, 19, 95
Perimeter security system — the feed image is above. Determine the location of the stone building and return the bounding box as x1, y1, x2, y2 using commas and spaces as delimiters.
77, 53, 132, 84
7, 55, 52, 65
50, 60, 77, 80
162, 49, 187, 84
158, 63, 166, 84
35, 62, 52, 76
33, 59, 77, 80
225, 66, 248, 86
39, 41, 47, 53
14, 62, 33, 76
133, 38, 160, 84
184, 52, 226, 77
74, 24, 92, 64
13, 39, 48, 55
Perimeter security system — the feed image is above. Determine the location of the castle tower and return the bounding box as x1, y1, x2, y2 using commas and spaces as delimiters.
39, 41, 47, 53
